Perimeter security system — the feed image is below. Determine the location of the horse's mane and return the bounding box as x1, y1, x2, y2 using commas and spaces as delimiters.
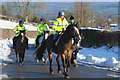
56, 24, 75, 54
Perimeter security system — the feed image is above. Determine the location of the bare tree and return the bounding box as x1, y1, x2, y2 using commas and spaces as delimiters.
74, 2, 81, 27
110, 16, 118, 23
0, 5, 7, 15
74, 2, 95, 28
96, 13, 106, 27
6, 2, 14, 17
13, 0, 47, 24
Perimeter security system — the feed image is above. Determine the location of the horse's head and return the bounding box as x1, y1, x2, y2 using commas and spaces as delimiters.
43, 30, 50, 40
69, 23, 82, 42
19, 30, 26, 43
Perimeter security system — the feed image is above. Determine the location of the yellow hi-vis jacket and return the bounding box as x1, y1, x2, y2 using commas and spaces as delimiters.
37, 23, 49, 35
13, 24, 27, 37
52, 18, 68, 34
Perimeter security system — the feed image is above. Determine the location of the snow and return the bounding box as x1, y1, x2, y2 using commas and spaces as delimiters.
0, 19, 120, 78
80, 27, 105, 31
0, 19, 37, 31
77, 46, 119, 68
0, 38, 119, 69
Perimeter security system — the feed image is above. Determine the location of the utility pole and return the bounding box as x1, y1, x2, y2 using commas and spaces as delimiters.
81, 0, 83, 27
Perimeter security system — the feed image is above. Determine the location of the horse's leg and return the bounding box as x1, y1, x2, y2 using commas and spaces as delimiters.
49, 51, 54, 74
15, 48, 18, 62
56, 54, 61, 73
42, 50, 48, 64
19, 53, 22, 65
21, 49, 25, 65
61, 54, 69, 79
66, 50, 70, 68
18, 50, 22, 65
73, 49, 78, 67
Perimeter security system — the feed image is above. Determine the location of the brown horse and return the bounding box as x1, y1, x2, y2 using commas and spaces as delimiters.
35, 24, 81, 78
14, 30, 27, 65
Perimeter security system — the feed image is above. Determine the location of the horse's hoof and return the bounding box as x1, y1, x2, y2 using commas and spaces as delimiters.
44, 61, 47, 64
58, 71, 61, 74
73, 63, 78, 67
20, 63, 23, 65
50, 71, 54, 74
22, 62, 23, 64
42, 62, 45, 65
36, 60, 39, 64
65, 76, 70, 79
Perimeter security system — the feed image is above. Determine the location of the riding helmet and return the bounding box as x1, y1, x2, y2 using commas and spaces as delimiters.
58, 11, 65, 16
70, 16, 74, 20
19, 20, 24, 24
40, 18, 46, 23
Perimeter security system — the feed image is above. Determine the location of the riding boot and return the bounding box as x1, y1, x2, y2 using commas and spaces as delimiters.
13, 37, 16, 49
35, 35, 42, 48
26, 37, 29, 49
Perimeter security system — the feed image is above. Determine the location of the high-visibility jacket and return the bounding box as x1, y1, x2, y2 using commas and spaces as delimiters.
37, 23, 49, 35
52, 18, 68, 34
13, 24, 27, 37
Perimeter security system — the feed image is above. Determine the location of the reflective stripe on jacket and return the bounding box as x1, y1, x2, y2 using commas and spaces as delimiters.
52, 18, 68, 34
13, 24, 27, 37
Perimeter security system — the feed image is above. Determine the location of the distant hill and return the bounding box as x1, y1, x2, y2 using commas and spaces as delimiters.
35, 2, 118, 17
1, 2, 118, 18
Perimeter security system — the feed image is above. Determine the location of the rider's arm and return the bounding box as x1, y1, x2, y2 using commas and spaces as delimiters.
37, 24, 42, 35
13, 26, 20, 34
52, 20, 58, 31
65, 19, 69, 28
24, 26, 27, 33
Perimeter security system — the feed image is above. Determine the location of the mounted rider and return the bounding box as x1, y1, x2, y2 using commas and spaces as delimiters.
69, 16, 81, 45
69, 16, 76, 25
35, 18, 49, 48
13, 20, 29, 49
52, 11, 68, 45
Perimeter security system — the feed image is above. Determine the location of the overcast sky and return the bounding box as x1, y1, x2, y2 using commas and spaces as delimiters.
1, 0, 120, 2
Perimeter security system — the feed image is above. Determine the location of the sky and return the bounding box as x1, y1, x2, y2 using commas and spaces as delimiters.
1, 0, 120, 2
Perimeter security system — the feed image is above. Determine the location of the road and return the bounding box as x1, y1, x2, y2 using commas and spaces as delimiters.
1, 44, 120, 79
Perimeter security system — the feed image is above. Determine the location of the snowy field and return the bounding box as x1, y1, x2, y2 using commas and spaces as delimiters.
0, 19, 37, 31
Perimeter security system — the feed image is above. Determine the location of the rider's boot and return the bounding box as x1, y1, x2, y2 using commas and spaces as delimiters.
13, 37, 16, 49
26, 39, 29, 49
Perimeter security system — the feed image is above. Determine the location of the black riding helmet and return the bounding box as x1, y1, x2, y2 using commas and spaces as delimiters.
40, 18, 46, 23
19, 20, 24, 24
70, 16, 74, 20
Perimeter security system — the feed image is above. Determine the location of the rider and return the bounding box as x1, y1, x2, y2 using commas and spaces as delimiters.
52, 11, 68, 45
13, 20, 29, 49
69, 16, 76, 25
35, 18, 49, 48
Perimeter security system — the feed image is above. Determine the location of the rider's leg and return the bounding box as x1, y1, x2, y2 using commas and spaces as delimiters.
25, 37, 29, 49
35, 35, 42, 48
13, 37, 17, 49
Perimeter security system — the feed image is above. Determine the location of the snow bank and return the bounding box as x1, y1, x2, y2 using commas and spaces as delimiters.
0, 39, 12, 62
0, 19, 37, 31
77, 46, 119, 68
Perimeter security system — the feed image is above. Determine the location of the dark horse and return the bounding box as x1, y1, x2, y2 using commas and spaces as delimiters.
14, 30, 27, 65
36, 30, 50, 64
35, 24, 81, 78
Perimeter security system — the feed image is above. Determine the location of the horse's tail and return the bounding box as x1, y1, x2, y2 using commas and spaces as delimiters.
34, 40, 47, 60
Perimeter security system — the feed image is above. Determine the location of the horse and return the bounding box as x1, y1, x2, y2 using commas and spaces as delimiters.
34, 23, 81, 78
36, 30, 50, 64
14, 30, 27, 65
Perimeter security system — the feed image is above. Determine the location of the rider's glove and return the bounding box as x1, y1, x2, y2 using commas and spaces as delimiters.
16, 31, 20, 34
